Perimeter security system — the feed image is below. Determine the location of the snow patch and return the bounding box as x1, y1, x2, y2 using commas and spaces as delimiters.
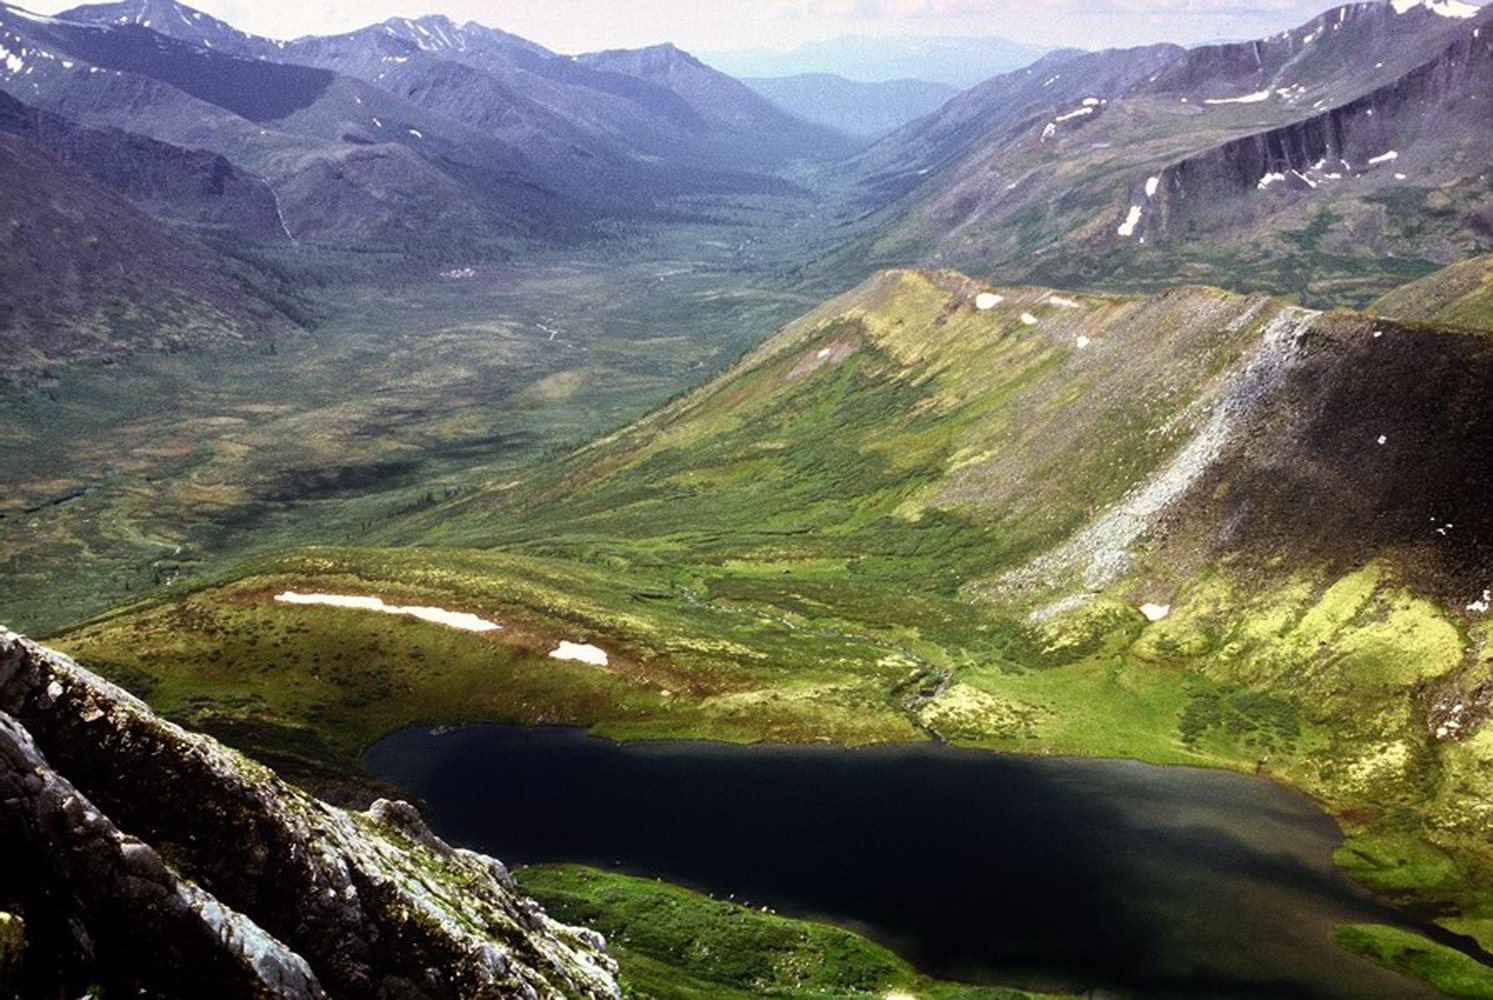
1468, 589, 1492, 614
1054, 106, 1094, 123
1394, 0, 1478, 16
1203, 90, 1270, 105
1140, 603, 1171, 622
1048, 296, 1081, 308
5, 8, 60, 23
1117, 204, 1143, 238
1020, 312, 1039, 326
1257, 172, 1286, 190
1368, 150, 1398, 165
974, 292, 1003, 310
1075, 335, 1091, 349
1145, 176, 1160, 198
550, 641, 609, 666
272, 592, 502, 632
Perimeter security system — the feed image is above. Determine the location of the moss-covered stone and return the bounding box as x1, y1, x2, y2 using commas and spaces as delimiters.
0, 911, 23, 991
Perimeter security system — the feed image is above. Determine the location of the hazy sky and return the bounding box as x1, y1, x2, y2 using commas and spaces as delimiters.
21, 0, 1474, 53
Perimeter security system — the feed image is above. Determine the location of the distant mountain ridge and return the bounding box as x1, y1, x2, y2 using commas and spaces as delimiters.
281, 19, 856, 170
575, 43, 858, 164
700, 34, 1050, 88
743, 74, 960, 138
840, 0, 1493, 305
1, 0, 1491, 326
54, 0, 280, 56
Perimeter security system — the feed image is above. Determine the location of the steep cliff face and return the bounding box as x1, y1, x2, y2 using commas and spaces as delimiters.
1145, 13, 1493, 242
0, 631, 620, 999
1135, 0, 1479, 104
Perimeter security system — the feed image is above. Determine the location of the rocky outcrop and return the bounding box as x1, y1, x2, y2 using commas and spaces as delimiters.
0, 630, 620, 999
0, 711, 323, 997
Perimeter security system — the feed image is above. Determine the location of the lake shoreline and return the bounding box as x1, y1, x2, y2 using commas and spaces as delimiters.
365, 721, 1461, 999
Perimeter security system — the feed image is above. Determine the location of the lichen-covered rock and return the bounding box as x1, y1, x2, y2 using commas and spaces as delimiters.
0, 631, 620, 999
0, 708, 324, 997
0, 910, 23, 990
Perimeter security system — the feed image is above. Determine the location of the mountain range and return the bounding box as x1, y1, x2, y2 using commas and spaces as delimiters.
9, 0, 1493, 996
2, 0, 1491, 369
0, 118, 292, 368
0, 0, 852, 256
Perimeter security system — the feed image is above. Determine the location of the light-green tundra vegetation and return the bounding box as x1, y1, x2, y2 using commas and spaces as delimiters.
53, 266, 1493, 995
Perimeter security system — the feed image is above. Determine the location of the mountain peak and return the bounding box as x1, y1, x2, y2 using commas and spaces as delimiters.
376, 13, 549, 57
61, 0, 200, 27
1389, 0, 1480, 17
380, 13, 458, 44
583, 42, 707, 74
57, 0, 267, 54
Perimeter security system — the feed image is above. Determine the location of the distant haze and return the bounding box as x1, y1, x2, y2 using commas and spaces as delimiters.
703, 36, 1047, 88
22, 0, 1487, 59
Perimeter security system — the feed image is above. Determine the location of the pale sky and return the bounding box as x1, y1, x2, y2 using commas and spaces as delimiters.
19, 0, 1478, 54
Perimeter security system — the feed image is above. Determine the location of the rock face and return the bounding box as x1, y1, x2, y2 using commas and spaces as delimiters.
0, 630, 620, 1000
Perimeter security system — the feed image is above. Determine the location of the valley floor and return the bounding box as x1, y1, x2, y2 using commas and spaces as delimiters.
0, 193, 860, 635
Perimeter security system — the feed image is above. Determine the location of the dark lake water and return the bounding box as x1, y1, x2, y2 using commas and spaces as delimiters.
364, 725, 1455, 999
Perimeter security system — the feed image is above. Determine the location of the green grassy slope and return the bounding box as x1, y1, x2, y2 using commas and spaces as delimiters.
517, 865, 1066, 1000
51, 267, 1493, 992
1334, 924, 1493, 999
1372, 253, 1493, 331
